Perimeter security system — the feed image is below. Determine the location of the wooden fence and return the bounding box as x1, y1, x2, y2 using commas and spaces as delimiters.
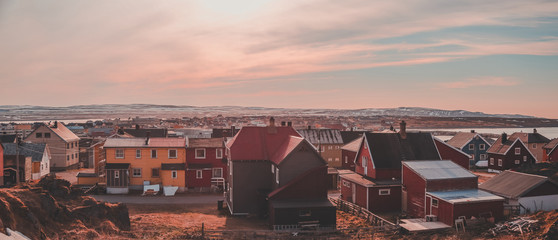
328, 197, 400, 232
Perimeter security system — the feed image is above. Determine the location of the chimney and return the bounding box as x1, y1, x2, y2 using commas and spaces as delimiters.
287, 122, 292, 127
307, 125, 312, 130
53, 121, 58, 128
502, 133, 507, 143
268, 117, 277, 134
471, 130, 475, 133
231, 126, 236, 137
281, 121, 286, 126
269, 117, 275, 127
146, 131, 151, 145
399, 121, 407, 139
533, 128, 537, 133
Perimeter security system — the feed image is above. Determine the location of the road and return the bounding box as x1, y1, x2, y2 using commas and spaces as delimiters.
91, 193, 224, 204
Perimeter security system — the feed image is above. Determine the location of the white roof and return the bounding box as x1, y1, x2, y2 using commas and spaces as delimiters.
403, 160, 476, 180
428, 189, 503, 204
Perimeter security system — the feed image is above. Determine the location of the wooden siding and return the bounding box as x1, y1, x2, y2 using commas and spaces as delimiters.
106, 169, 128, 187
523, 181, 558, 197
25, 125, 79, 170
269, 205, 336, 226
435, 140, 470, 169
426, 178, 478, 192
185, 146, 227, 189
341, 149, 356, 171
368, 186, 401, 213
0, 145, 3, 185
229, 160, 272, 214
488, 141, 535, 171
402, 164, 427, 218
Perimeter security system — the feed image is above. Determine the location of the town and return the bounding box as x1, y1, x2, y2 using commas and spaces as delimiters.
1, 115, 558, 239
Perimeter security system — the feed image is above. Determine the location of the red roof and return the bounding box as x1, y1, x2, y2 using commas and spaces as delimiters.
226, 126, 302, 163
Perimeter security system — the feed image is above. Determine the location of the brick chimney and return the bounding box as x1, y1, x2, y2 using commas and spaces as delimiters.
471, 130, 475, 133
145, 131, 151, 145
533, 128, 537, 133
501, 133, 507, 143
53, 121, 58, 128
136, 124, 140, 130
281, 121, 286, 126
399, 121, 407, 139
268, 117, 277, 134
287, 122, 292, 127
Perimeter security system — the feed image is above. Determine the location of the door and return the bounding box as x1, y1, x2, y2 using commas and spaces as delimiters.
352, 183, 356, 204
402, 190, 408, 212
425, 196, 432, 216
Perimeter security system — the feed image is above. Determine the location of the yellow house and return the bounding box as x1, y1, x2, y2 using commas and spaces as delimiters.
104, 137, 186, 194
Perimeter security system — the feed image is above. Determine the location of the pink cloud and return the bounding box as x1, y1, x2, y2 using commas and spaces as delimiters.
438, 76, 520, 89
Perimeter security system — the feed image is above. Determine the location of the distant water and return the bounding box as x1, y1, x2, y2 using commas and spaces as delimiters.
0, 119, 103, 124
412, 127, 558, 139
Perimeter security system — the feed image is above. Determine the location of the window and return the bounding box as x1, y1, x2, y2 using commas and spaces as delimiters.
523, 156, 527, 162
532, 143, 537, 148
432, 198, 439, 207
171, 170, 177, 179
479, 144, 485, 150
134, 149, 141, 158
44, 133, 51, 138
362, 156, 367, 167
213, 168, 223, 178
299, 210, 312, 217
345, 156, 348, 163
152, 168, 160, 177
216, 149, 223, 159
36, 133, 42, 138
328, 146, 332, 150
71, 154, 74, 160
271, 165, 275, 173
379, 189, 391, 195
336, 146, 340, 149
490, 158, 494, 165
151, 149, 157, 158
168, 149, 177, 158
480, 154, 487, 160
66, 144, 69, 149
196, 170, 203, 179
469, 144, 474, 150
75, 153, 78, 159
343, 180, 351, 187
276, 168, 279, 184
67, 155, 69, 161
515, 147, 521, 155
114, 171, 119, 178
321, 146, 325, 152
335, 158, 339, 162
116, 149, 124, 158
515, 159, 520, 164
132, 168, 142, 177
195, 148, 206, 159
328, 158, 332, 162
498, 159, 503, 166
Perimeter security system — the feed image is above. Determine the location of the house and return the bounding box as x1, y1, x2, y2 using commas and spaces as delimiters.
433, 137, 471, 170
225, 118, 336, 228
402, 160, 504, 226
446, 130, 491, 165
480, 170, 558, 214
0, 143, 3, 186
508, 130, 550, 162
24, 122, 80, 170
487, 133, 536, 172
123, 125, 168, 138
103, 137, 186, 194
297, 128, 344, 168
211, 126, 239, 138
340, 137, 360, 171
340, 121, 441, 213
2, 149, 32, 184
0, 134, 17, 143
544, 138, 558, 162
185, 138, 226, 191
2, 143, 50, 180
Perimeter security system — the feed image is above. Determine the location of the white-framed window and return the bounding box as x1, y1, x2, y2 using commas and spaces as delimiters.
342, 180, 351, 187
136, 149, 141, 158
299, 210, 312, 217
328, 146, 332, 150
515, 159, 520, 164
271, 165, 275, 173
498, 159, 503, 166
479, 144, 485, 150
114, 170, 119, 179
196, 170, 203, 179
490, 158, 494, 165
515, 147, 521, 155
335, 158, 339, 162
151, 149, 157, 158
195, 148, 206, 159
321, 146, 325, 152
432, 198, 439, 207
152, 168, 160, 177
116, 149, 124, 158
362, 156, 367, 167
328, 158, 332, 162
523, 156, 528, 162
168, 149, 177, 158
216, 149, 223, 159
480, 154, 487, 160
345, 156, 348, 164
132, 168, 142, 177
379, 189, 391, 195
230, 163, 233, 175
276, 168, 279, 184
213, 168, 223, 178
336, 146, 340, 149
469, 144, 474, 150
533, 143, 537, 148
172, 170, 177, 179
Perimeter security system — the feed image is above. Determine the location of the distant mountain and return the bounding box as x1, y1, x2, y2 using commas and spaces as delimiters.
0, 104, 535, 121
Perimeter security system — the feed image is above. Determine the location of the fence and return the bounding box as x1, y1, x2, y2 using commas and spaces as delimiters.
328, 197, 400, 232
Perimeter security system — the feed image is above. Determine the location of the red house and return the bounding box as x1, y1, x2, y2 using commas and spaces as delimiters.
340, 137, 360, 171
0, 143, 4, 186
340, 121, 441, 213
186, 138, 226, 191
487, 133, 536, 172
402, 160, 504, 226
543, 138, 558, 162
434, 137, 471, 170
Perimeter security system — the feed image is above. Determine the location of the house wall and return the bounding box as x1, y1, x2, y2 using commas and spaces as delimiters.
186, 147, 226, 180
341, 149, 356, 171
452, 201, 504, 225
93, 142, 105, 175
426, 178, 478, 192
186, 169, 212, 188
25, 125, 80, 170
278, 143, 325, 188
340, 178, 354, 202
0, 144, 4, 185
4, 156, 32, 181
527, 142, 546, 162
317, 144, 342, 168
161, 169, 186, 189
355, 139, 400, 180
523, 181, 558, 197
460, 137, 490, 164
229, 160, 272, 215
105, 147, 186, 187
270, 205, 337, 226
435, 140, 470, 169
368, 186, 401, 213
548, 148, 558, 162
78, 176, 101, 185
519, 195, 558, 214
402, 165, 427, 218
270, 166, 328, 201
488, 141, 536, 172
106, 169, 128, 187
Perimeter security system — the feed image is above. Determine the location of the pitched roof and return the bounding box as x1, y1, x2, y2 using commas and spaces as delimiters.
447, 132, 490, 149
543, 138, 558, 150
479, 170, 553, 198
486, 135, 534, 157
187, 138, 224, 148
428, 189, 503, 204
269, 136, 305, 165
297, 129, 343, 145
226, 126, 302, 162
0, 135, 17, 143
41, 123, 80, 142
2, 142, 48, 162
362, 132, 441, 169
403, 160, 476, 180
433, 137, 472, 159
339, 171, 376, 187
104, 137, 186, 148
161, 163, 186, 170
340, 131, 365, 144
510, 132, 550, 144
341, 137, 362, 152
268, 165, 328, 199
123, 128, 168, 138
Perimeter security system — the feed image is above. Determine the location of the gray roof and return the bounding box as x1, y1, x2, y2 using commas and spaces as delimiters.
427, 189, 503, 204
403, 160, 476, 180
297, 129, 343, 145
161, 163, 186, 170
479, 170, 552, 198
2, 142, 48, 162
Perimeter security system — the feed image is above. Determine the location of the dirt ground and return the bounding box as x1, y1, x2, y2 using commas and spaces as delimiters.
472, 170, 497, 183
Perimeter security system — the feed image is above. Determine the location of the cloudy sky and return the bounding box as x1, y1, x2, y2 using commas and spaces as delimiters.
1, 0, 558, 117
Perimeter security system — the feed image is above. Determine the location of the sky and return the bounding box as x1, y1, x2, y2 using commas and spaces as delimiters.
1, 0, 558, 118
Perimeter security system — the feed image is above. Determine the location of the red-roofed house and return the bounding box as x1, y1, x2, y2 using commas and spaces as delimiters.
487, 133, 536, 172
434, 137, 471, 170
24, 121, 80, 171
225, 118, 336, 229
341, 137, 360, 171
185, 138, 226, 191
543, 138, 558, 162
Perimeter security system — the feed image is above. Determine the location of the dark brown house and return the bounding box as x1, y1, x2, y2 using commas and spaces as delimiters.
487, 133, 536, 172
